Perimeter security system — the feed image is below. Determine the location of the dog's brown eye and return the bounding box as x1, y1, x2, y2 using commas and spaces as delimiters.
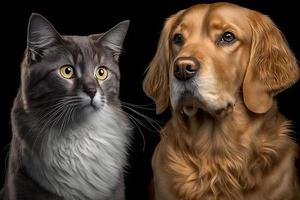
219, 31, 236, 45
223, 32, 235, 41
173, 33, 184, 45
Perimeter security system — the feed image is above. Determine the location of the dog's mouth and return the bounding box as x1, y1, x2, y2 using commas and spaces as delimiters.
176, 94, 234, 118
178, 101, 234, 118
179, 103, 200, 117
176, 95, 202, 117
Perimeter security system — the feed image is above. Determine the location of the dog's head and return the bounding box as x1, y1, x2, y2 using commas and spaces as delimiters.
143, 3, 299, 117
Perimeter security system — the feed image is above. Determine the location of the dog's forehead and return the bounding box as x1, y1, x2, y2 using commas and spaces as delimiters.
179, 3, 251, 29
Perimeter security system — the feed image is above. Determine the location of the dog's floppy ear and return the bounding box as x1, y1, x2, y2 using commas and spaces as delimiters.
143, 11, 184, 114
243, 12, 299, 114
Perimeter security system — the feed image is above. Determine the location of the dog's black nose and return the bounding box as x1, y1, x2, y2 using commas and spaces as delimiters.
174, 57, 200, 81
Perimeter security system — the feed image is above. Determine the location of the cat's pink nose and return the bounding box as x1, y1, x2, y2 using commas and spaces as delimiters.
84, 87, 97, 98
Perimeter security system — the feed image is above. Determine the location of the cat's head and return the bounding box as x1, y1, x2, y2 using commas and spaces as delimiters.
20, 13, 129, 123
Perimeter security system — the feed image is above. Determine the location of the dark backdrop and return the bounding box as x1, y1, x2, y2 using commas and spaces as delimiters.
0, 0, 299, 199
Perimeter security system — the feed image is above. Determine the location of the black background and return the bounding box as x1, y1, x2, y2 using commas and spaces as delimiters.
0, 0, 299, 199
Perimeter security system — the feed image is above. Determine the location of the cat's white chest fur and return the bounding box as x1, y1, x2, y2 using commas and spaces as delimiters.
24, 105, 131, 200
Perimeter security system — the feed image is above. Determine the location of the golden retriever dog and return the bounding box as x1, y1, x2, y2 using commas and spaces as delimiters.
143, 3, 300, 200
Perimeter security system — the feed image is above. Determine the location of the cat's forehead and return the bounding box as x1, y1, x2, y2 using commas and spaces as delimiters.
63, 35, 95, 53
62, 35, 105, 64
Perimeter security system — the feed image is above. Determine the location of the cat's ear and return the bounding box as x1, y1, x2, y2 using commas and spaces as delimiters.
27, 13, 62, 62
98, 20, 130, 58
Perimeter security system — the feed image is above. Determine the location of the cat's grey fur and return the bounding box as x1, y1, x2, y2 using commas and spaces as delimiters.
0, 14, 131, 200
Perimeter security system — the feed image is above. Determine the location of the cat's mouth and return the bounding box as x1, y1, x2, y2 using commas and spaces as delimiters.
79, 92, 104, 110
85, 97, 104, 110
89, 100, 98, 109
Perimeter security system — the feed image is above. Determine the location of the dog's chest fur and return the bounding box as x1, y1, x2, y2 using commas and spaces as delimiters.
153, 116, 298, 200
23, 106, 130, 200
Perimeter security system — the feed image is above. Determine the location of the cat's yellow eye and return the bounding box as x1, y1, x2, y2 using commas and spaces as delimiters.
95, 67, 108, 80
60, 65, 75, 79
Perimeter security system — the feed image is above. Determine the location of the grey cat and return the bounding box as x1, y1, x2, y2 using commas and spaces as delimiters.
0, 14, 131, 200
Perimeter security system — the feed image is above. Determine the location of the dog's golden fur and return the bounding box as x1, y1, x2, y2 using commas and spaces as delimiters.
144, 3, 299, 200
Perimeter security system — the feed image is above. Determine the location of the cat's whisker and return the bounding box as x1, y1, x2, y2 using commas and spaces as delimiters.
122, 102, 156, 111
62, 104, 77, 133
35, 97, 81, 117
112, 102, 163, 151
34, 99, 81, 147
55, 101, 82, 136
105, 106, 147, 151
31, 103, 65, 136
37, 102, 71, 125
125, 111, 152, 131
126, 114, 146, 152
57, 105, 68, 135
121, 103, 161, 132
40, 103, 72, 154
33, 103, 68, 155
59, 106, 71, 136
66, 106, 74, 127
52, 111, 66, 136
38, 102, 69, 121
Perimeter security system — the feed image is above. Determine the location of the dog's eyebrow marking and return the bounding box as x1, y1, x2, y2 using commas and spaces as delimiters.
171, 10, 187, 35
210, 20, 226, 30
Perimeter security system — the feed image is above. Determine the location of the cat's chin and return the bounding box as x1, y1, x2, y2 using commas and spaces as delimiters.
90, 100, 104, 109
